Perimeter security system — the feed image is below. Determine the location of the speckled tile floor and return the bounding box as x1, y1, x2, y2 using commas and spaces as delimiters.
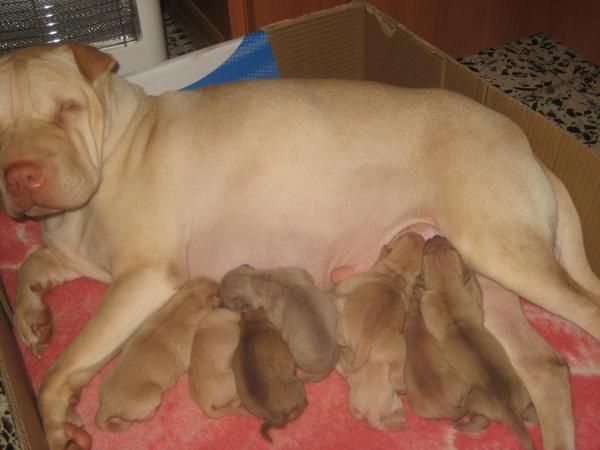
459, 33, 600, 153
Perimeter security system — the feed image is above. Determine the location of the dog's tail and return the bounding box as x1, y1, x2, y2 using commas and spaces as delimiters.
540, 161, 600, 295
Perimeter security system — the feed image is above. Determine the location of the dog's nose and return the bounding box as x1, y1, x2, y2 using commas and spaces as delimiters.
5, 161, 44, 195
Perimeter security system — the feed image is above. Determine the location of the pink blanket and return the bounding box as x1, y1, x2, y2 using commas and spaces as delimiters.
2, 212, 600, 449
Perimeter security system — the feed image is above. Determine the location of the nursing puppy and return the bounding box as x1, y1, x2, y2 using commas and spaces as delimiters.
96, 277, 219, 431
337, 360, 406, 431
232, 307, 307, 442
335, 232, 425, 388
419, 236, 535, 449
188, 307, 243, 418
403, 279, 469, 421
220, 265, 338, 381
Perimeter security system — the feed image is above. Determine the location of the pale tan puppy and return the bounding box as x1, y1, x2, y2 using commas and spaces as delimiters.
335, 232, 425, 389
403, 280, 469, 421
96, 277, 219, 432
220, 265, 338, 381
188, 307, 243, 418
419, 236, 535, 450
337, 360, 406, 431
232, 307, 307, 442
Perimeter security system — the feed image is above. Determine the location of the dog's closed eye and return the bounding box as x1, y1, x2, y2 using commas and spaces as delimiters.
54, 101, 81, 127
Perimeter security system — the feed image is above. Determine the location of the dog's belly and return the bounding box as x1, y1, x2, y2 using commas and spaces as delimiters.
185, 184, 435, 288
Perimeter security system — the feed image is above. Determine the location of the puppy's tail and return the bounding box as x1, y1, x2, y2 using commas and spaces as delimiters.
259, 418, 287, 443
259, 402, 307, 442
260, 421, 275, 443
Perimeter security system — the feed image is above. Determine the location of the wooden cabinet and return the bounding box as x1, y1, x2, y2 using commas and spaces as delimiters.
163, 0, 600, 64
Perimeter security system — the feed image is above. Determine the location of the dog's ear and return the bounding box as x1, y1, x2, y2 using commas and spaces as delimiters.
64, 43, 116, 82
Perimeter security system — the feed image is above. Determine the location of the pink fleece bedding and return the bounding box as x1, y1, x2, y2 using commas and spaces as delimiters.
2, 212, 600, 450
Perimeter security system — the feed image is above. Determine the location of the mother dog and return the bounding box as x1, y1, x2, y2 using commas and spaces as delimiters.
0, 44, 599, 449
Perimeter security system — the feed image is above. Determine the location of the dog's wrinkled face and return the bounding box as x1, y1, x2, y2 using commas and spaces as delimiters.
0, 44, 114, 218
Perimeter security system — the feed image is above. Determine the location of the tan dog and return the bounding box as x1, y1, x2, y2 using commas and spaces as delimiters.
232, 307, 307, 442
219, 264, 338, 381
335, 233, 425, 386
419, 236, 535, 449
96, 277, 219, 431
403, 279, 469, 421
337, 360, 406, 431
0, 44, 596, 449
188, 307, 243, 418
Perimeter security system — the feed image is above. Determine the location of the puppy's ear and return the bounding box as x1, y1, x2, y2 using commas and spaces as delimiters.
64, 43, 117, 82
379, 245, 392, 259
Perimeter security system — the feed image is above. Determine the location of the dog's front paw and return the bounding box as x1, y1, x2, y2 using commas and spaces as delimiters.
15, 293, 53, 356
39, 376, 91, 450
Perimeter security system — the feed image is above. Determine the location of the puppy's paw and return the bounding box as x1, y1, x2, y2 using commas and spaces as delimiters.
377, 407, 407, 431
15, 298, 53, 356
64, 423, 92, 450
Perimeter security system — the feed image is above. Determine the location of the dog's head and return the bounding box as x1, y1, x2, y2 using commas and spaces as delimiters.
0, 44, 115, 218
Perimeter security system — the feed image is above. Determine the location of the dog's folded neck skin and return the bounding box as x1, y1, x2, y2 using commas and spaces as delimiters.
96, 72, 155, 164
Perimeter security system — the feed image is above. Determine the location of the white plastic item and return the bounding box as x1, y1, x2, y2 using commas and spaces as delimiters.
102, 0, 168, 75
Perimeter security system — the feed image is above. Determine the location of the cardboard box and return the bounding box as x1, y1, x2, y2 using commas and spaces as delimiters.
1, 2, 598, 448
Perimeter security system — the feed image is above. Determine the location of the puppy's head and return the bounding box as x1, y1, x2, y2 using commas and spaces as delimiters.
219, 264, 259, 311
346, 362, 406, 431
178, 276, 220, 308
422, 236, 475, 293
0, 44, 116, 218
377, 232, 425, 280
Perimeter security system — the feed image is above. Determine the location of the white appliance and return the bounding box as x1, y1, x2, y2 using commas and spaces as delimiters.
0, 0, 167, 75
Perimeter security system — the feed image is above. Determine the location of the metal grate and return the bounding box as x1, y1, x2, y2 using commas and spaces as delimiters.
0, 0, 141, 54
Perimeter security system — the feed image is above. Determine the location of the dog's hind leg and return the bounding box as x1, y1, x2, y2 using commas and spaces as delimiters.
479, 276, 574, 450
541, 163, 600, 295
454, 218, 600, 341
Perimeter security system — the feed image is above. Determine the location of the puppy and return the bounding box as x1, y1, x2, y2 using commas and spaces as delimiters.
419, 236, 535, 449
96, 277, 219, 431
188, 307, 243, 418
220, 265, 338, 381
232, 307, 307, 442
403, 279, 469, 420
338, 360, 406, 431
335, 232, 425, 388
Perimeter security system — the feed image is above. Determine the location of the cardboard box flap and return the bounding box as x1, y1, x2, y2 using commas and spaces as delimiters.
364, 3, 445, 88
265, 3, 366, 80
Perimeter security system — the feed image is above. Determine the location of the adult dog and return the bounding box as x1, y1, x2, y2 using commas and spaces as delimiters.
0, 44, 598, 450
